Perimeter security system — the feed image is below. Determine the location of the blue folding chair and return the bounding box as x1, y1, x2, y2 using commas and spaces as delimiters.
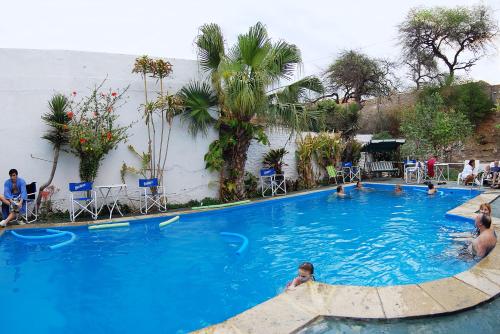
259, 169, 286, 197
342, 162, 361, 182
138, 178, 167, 214
69, 182, 97, 221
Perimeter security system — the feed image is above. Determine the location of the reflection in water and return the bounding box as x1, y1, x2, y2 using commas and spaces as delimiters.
300, 297, 500, 334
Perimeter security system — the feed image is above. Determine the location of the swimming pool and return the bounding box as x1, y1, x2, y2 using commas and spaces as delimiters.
0, 184, 480, 333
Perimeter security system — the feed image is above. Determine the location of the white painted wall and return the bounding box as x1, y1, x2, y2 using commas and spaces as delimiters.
0, 49, 299, 209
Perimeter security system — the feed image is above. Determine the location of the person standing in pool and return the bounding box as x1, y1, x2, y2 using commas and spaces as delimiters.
427, 183, 437, 195
286, 262, 315, 290
394, 184, 403, 194
451, 203, 493, 241
336, 185, 346, 197
0, 169, 27, 227
468, 214, 496, 258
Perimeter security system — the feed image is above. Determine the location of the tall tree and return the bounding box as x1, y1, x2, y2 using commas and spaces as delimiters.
178, 22, 322, 201
324, 50, 396, 104
37, 94, 72, 208
403, 46, 439, 89
399, 5, 498, 79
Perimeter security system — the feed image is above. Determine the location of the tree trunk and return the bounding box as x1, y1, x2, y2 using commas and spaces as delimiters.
36, 146, 60, 209
225, 127, 252, 201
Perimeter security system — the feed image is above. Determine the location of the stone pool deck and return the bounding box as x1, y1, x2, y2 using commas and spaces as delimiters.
1, 182, 499, 334
192, 185, 500, 334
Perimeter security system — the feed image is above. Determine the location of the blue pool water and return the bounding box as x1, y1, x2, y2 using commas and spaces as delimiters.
0, 184, 480, 333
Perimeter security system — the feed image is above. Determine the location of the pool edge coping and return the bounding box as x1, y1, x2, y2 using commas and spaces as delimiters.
191, 184, 500, 334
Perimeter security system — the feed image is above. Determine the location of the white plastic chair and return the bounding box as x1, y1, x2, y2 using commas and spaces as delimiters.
457, 160, 483, 187
138, 178, 167, 214
69, 182, 98, 221
404, 160, 424, 184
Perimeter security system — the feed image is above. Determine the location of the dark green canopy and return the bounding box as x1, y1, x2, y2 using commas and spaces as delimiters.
362, 139, 405, 152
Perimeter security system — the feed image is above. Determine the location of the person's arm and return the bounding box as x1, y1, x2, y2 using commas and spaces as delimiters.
4, 180, 12, 200
287, 277, 301, 290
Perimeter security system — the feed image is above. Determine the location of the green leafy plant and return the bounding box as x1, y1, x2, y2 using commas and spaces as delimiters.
262, 148, 288, 174
68, 82, 130, 182
178, 22, 323, 201
296, 134, 316, 189
129, 56, 182, 185
37, 94, 72, 208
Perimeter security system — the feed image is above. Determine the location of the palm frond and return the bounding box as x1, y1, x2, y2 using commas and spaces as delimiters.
196, 23, 225, 74
273, 76, 325, 104
266, 40, 302, 81
41, 94, 70, 146
178, 81, 218, 136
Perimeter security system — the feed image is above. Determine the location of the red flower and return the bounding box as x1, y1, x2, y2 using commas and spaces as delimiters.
72, 91, 77, 96
66, 111, 74, 119
62, 124, 68, 131
111, 92, 117, 97
106, 132, 112, 141
79, 138, 86, 144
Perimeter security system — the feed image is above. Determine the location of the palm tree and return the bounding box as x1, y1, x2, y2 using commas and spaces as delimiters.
36, 94, 72, 208
178, 22, 323, 201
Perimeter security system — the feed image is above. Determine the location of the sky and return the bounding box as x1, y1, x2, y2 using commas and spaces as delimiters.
2, 0, 499, 87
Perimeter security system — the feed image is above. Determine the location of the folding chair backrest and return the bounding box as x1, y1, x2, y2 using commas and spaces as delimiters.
342, 162, 352, 168
326, 165, 336, 178
69, 182, 93, 192
404, 159, 416, 166
26, 182, 36, 200
139, 178, 159, 188
260, 169, 276, 177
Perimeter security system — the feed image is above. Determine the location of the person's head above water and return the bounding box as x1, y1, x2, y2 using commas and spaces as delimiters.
475, 213, 492, 230
356, 181, 363, 188
428, 183, 434, 190
297, 262, 314, 282
479, 203, 492, 216
336, 185, 343, 193
395, 184, 402, 191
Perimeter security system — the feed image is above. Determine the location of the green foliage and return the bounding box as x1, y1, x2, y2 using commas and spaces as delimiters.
342, 140, 363, 164
244, 172, 259, 198
372, 131, 393, 140
325, 50, 395, 103
181, 22, 322, 201
68, 84, 130, 182
315, 100, 361, 137
296, 134, 316, 189
400, 92, 472, 158
262, 148, 288, 174
42, 94, 72, 147
120, 145, 150, 183
312, 132, 343, 170
420, 81, 495, 125
166, 197, 222, 210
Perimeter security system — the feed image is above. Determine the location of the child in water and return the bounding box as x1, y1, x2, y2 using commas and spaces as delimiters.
394, 184, 402, 194
427, 183, 437, 195
286, 262, 315, 290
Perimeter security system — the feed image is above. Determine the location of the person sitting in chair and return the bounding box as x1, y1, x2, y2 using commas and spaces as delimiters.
460, 160, 477, 185
486, 160, 499, 188
0, 169, 27, 227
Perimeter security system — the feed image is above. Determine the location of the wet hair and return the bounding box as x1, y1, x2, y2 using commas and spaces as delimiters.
336, 185, 343, 193
8, 169, 18, 176
428, 183, 434, 189
468, 159, 475, 166
479, 214, 492, 229
479, 203, 492, 215
299, 262, 314, 275
356, 181, 362, 187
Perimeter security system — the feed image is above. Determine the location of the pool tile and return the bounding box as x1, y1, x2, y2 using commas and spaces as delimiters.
281, 282, 337, 315
377, 285, 446, 317
455, 269, 500, 296
418, 277, 489, 312
226, 292, 316, 334
323, 285, 385, 318
191, 322, 242, 334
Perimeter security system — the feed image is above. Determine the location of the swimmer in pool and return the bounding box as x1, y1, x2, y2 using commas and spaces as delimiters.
336, 185, 346, 197
394, 184, 402, 194
451, 203, 492, 240
427, 183, 437, 195
286, 262, 315, 290
467, 214, 497, 258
